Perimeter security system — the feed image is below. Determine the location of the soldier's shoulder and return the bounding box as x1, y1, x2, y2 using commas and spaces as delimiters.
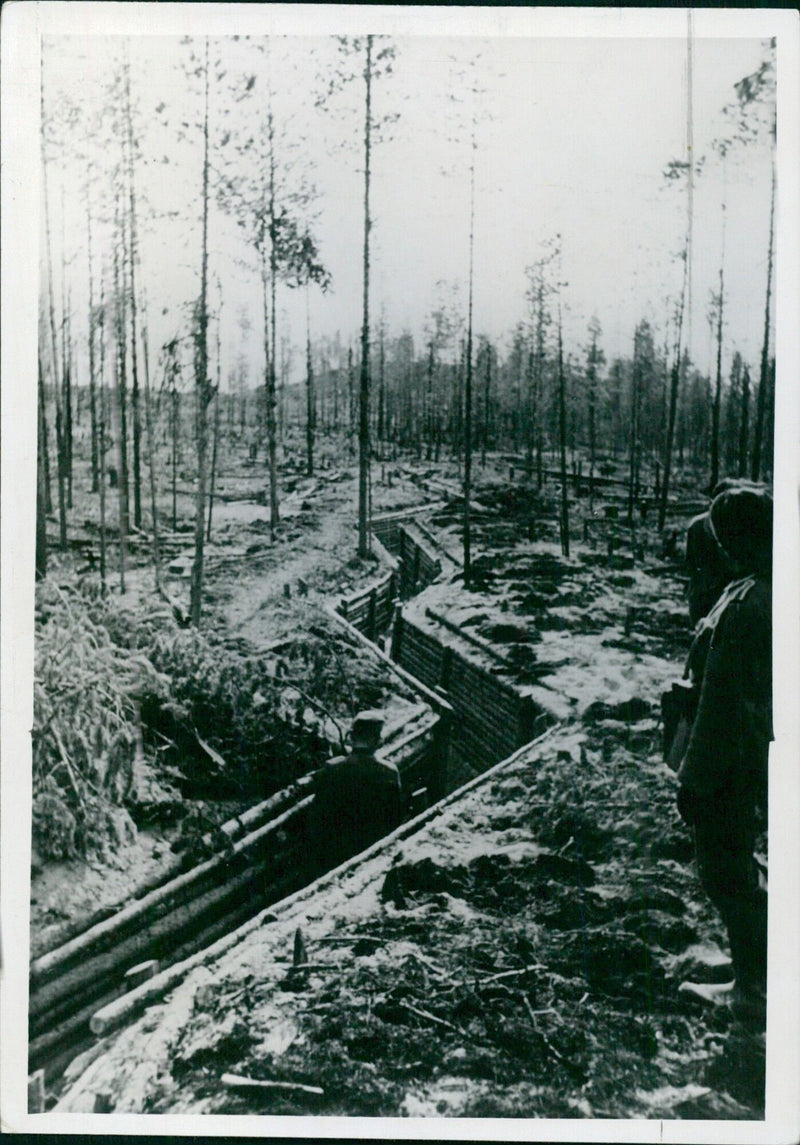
315, 755, 347, 784
735, 576, 771, 620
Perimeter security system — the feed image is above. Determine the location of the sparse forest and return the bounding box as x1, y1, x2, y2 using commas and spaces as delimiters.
25, 27, 780, 1120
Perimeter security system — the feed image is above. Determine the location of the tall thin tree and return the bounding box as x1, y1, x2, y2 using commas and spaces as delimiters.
585, 316, 604, 512
189, 37, 213, 627
557, 305, 570, 558
709, 202, 726, 491
357, 34, 375, 557
305, 287, 316, 476
140, 309, 161, 590
462, 106, 477, 586
40, 45, 68, 549
751, 147, 775, 481
124, 51, 143, 530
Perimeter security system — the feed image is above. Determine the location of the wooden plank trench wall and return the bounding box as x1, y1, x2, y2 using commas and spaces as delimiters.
390, 614, 548, 769
339, 512, 550, 771
337, 516, 444, 641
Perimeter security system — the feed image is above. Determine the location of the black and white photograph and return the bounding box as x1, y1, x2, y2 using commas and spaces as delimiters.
2, 4, 799, 1139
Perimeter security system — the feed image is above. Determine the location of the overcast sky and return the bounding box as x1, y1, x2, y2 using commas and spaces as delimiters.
34, 19, 778, 391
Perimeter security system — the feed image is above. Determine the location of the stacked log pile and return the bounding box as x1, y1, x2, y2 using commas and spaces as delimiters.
28, 783, 316, 1076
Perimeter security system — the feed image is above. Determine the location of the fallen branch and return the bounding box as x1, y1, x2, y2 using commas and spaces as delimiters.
287, 962, 336, 973
221, 1073, 323, 1098
400, 1000, 463, 1035
522, 993, 584, 1079
478, 963, 545, 986
325, 605, 453, 717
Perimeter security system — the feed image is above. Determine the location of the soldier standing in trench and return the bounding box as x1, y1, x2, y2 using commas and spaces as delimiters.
675, 486, 772, 1040
308, 710, 403, 872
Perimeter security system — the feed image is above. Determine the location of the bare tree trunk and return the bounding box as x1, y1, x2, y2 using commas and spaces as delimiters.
524, 343, 535, 474
170, 379, 179, 533
38, 345, 53, 515
377, 324, 385, 455
708, 194, 726, 492
190, 38, 211, 627
587, 342, 597, 512
751, 158, 774, 482
481, 343, 491, 467
99, 276, 108, 593
535, 289, 545, 489
40, 47, 68, 549
125, 56, 143, 531
207, 392, 221, 542
627, 334, 640, 528
305, 287, 315, 477
357, 36, 373, 558
738, 364, 751, 478
710, 267, 724, 492
463, 122, 476, 587
425, 340, 435, 462
557, 315, 570, 558
61, 190, 74, 511
86, 182, 99, 494
658, 258, 687, 532
113, 196, 131, 555
207, 297, 223, 542
267, 109, 280, 533
111, 326, 128, 595
36, 354, 49, 580
63, 320, 73, 510
141, 318, 161, 590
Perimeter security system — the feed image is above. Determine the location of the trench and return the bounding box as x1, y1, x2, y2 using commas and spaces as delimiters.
27, 507, 492, 1103
30, 491, 659, 1108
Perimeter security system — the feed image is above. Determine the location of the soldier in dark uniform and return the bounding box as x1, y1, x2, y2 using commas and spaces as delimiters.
676, 486, 772, 1029
308, 710, 403, 871
685, 478, 764, 626
685, 509, 734, 627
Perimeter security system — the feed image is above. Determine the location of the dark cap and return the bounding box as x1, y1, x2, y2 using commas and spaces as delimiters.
709, 486, 772, 571
685, 511, 727, 573
351, 710, 384, 748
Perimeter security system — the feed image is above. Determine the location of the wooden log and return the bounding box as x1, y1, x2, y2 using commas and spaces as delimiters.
61, 1037, 111, 1085
124, 960, 160, 989
33, 782, 310, 963
29, 992, 117, 1066
31, 859, 271, 1027
32, 799, 311, 1025
31, 787, 310, 987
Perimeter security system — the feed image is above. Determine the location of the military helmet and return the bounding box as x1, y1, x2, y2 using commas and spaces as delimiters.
709, 485, 772, 571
